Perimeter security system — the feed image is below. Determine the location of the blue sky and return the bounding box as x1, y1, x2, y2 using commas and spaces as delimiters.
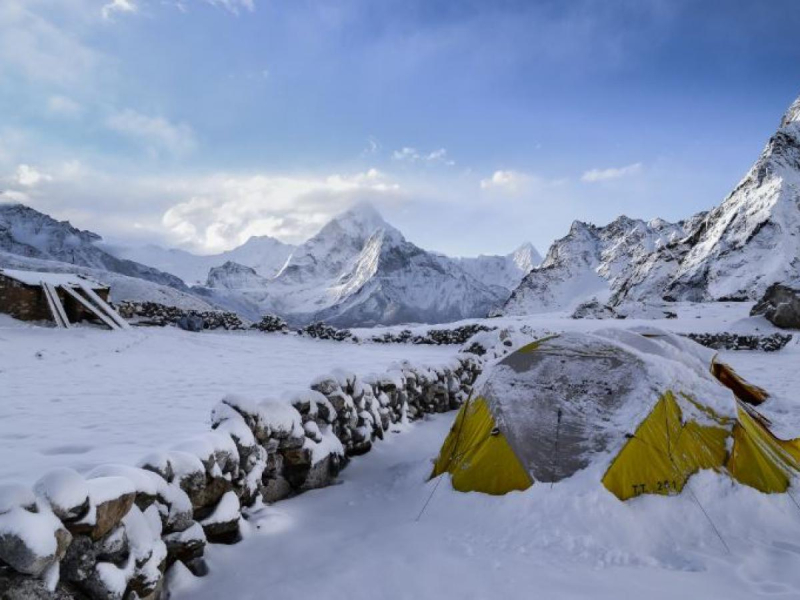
1, 0, 799, 256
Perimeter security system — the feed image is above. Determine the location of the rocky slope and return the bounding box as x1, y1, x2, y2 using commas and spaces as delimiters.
500, 216, 684, 315
0, 203, 188, 291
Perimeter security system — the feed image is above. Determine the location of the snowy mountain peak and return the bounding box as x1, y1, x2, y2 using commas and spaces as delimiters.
509, 242, 542, 273
206, 261, 269, 290
327, 202, 389, 240
780, 93, 800, 128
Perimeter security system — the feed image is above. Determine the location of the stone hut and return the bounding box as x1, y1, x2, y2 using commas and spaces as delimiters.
0, 268, 128, 329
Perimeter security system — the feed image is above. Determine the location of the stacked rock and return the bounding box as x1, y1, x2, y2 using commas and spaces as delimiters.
297, 322, 356, 342
370, 324, 495, 345
114, 301, 248, 331
250, 315, 290, 333
682, 332, 793, 352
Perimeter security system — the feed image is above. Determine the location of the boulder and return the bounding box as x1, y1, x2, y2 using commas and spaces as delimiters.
70, 478, 136, 541
177, 314, 205, 332
189, 476, 233, 519
162, 522, 206, 566
571, 299, 619, 320
33, 468, 90, 523
0, 507, 71, 577
261, 476, 292, 504
200, 492, 240, 544
60, 535, 97, 585
96, 526, 129, 566
281, 448, 313, 489
751, 283, 800, 329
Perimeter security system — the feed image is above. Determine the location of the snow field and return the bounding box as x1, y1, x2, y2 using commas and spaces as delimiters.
0, 318, 457, 484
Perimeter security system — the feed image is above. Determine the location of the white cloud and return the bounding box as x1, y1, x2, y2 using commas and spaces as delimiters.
47, 95, 82, 117
161, 168, 401, 252
0, 189, 31, 203
362, 136, 381, 156
581, 162, 642, 183
0, 1, 103, 87
480, 170, 529, 193
392, 146, 455, 166
106, 109, 196, 156
15, 164, 52, 187
102, 0, 137, 20
204, 0, 256, 15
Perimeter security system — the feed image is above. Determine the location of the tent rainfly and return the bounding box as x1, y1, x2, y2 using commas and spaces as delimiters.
0, 268, 129, 330
432, 328, 800, 500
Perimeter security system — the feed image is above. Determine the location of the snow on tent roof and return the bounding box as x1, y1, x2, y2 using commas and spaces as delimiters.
0, 268, 107, 289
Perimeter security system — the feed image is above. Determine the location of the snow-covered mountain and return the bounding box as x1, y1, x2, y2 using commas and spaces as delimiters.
202, 203, 510, 326
0, 203, 189, 291
0, 249, 216, 311
206, 261, 270, 290
454, 242, 542, 291
501, 92, 800, 315
500, 216, 684, 315
614, 94, 800, 304
107, 235, 295, 286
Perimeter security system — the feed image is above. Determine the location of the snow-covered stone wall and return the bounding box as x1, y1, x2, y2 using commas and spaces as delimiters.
0, 354, 484, 599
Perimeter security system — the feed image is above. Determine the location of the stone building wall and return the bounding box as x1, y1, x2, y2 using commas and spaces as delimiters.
0, 275, 111, 325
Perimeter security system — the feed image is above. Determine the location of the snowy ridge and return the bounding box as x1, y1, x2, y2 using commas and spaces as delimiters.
0, 250, 216, 311
108, 235, 295, 287
0, 204, 189, 292
500, 216, 683, 315
454, 242, 542, 291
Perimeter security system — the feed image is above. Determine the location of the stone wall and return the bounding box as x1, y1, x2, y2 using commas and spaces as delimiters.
0, 354, 484, 599
682, 332, 793, 352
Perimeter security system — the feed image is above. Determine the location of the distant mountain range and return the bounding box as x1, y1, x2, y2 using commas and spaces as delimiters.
0, 201, 539, 326
2, 93, 798, 327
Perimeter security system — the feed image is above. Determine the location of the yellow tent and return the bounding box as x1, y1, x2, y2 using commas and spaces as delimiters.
432, 328, 800, 500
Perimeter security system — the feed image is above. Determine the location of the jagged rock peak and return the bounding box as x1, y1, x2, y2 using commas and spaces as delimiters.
780, 93, 800, 128
327, 202, 388, 238
206, 261, 268, 289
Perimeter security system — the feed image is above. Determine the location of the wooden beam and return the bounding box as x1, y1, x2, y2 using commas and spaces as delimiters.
60, 285, 119, 330
78, 283, 131, 330
42, 282, 70, 328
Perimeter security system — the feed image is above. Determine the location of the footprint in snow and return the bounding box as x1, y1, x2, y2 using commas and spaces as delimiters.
40, 444, 94, 455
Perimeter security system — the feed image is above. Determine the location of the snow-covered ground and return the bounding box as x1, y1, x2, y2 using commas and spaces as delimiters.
0, 317, 456, 485
4, 304, 800, 598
